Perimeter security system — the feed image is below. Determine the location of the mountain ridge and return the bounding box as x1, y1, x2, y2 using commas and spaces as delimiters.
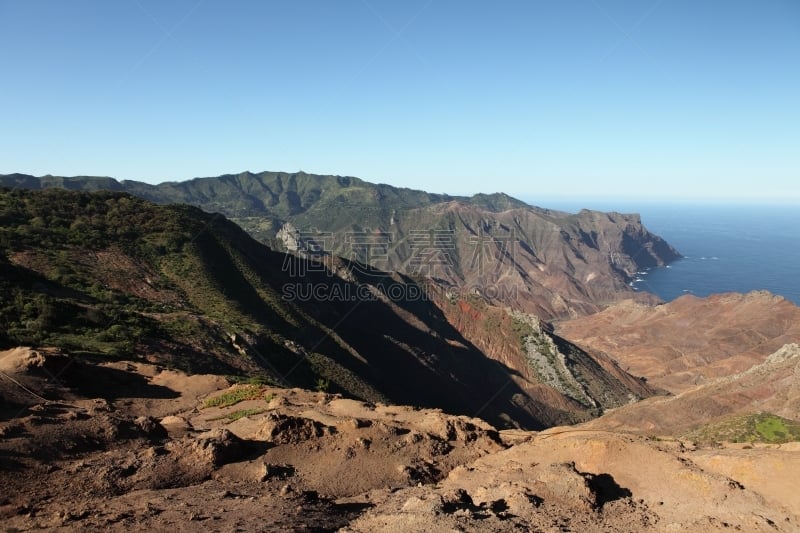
0, 171, 681, 320
0, 187, 654, 429
0, 171, 532, 215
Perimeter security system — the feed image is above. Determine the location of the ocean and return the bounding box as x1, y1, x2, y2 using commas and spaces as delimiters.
525, 200, 800, 306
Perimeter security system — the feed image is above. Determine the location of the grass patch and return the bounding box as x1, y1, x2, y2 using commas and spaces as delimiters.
202, 385, 263, 409
685, 412, 800, 444
755, 414, 799, 442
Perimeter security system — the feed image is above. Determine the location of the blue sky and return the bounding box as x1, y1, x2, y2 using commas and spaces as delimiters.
1, 1, 798, 202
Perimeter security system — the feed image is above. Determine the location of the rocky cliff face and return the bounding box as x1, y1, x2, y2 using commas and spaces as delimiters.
339, 201, 678, 320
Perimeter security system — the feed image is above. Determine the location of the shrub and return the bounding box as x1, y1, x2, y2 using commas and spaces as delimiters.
202, 385, 263, 408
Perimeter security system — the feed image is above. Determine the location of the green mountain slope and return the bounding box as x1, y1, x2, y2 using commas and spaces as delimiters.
0, 172, 680, 319
0, 187, 655, 428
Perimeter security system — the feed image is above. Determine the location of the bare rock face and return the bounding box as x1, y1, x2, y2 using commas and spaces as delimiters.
133, 416, 168, 440
257, 412, 336, 444
158, 415, 193, 436
275, 222, 301, 252
763, 342, 800, 366
347, 430, 800, 532
429, 295, 656, 425
285, 202, 679, 320
556, 293, 800, 438
0, 346, 47, 373
167, 428, 243, 468
0, 186, 672, 432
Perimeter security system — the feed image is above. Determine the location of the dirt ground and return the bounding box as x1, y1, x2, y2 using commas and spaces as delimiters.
2, 347, 799, 532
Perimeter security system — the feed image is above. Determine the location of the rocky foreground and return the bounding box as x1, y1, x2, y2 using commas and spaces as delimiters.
2, 347, 799, 532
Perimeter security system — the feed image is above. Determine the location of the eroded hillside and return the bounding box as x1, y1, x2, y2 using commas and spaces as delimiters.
0, 187, 650, 429
556, 292, 800, 393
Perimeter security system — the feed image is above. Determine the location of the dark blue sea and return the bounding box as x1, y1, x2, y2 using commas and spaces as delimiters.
525, 200, 800, 305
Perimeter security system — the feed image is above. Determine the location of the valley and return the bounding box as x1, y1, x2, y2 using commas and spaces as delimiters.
0, 176, 798, 531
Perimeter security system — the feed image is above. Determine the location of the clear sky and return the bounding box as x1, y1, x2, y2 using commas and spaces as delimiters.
1, 1, 798, 202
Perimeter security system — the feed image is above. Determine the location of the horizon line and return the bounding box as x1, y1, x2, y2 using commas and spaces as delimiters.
3, 170, 798, 206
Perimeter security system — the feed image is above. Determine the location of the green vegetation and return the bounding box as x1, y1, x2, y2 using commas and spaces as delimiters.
510, 315, 536, 345
0, 171, 531, 268
202, 385, 264, 409
754, 413, 799, 441
514, 317, 594, 409
315, 377, 330, 393
3, 171, 532, 218
0, 187, 365, 389
0, 188, 209, 357
685, 412, 800, 444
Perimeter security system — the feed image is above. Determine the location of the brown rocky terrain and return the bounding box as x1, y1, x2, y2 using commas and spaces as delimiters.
555, 291, 800, 393
278, 200, 676, 321
427, 289, 654, 420
581, 343, 800, 437
2, 347, 799, 532
555, 292, 800, 440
